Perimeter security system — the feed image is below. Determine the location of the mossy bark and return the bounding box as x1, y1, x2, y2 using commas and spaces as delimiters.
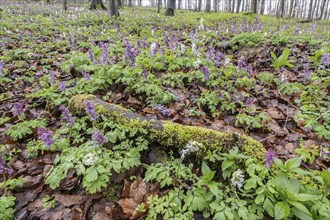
69, 94, 266, 162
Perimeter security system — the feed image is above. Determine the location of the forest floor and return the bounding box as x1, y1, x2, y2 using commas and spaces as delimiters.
0, 1, 329, 220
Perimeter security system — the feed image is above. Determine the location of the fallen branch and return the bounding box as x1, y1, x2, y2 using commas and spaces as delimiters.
69, 94, 266, 162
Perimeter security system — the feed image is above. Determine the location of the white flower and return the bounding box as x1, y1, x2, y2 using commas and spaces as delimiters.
193, 59, 202, 68
84, 153, 97, 166
180, 43, 186, 54
150, 42, 157, 52
231, 169, 245, 188
180, 141, 202, 160
198, 19, 204, 30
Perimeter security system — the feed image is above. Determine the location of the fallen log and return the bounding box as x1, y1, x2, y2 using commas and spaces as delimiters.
69, 94, 266, 162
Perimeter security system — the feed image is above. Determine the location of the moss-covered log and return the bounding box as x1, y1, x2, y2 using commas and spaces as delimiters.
69, 94, 266, 162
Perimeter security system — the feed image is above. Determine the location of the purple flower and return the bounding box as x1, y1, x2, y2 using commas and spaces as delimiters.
310, 24, 316, 33
163, 33, 169, 47
200, 66, 210, 81
237, 56, 246, 70
244, 97, 254, 107
37, 128, 55, 148
92, 130, 107, 146
49, 72, 57, 85
100, 43, 109, 66
294, 28, 301, 35
88, 48, 97, 64
152, 104, 172, 117
82, 70, 91, 81
207, 47, 216, 59
59, 105, 74, 126
84, 101, 98, 121
0, 61, 4, 77
142, 65, 148, 79
124, 41, 138, 65
0, 156, 13, 175
247, 65, 255, 76
303, 64, 312, 80
12, 100, 24, 117
59, 81, 66, 92
265, 148, 277, 167
321, 53, 330, 66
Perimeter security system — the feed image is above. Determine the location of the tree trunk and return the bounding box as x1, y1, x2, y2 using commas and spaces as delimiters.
260, 0, 265, 14
68, 94, 267, 162
206, 0, 211, 12
308, 0, 314, 19
323, 0, 330, 19
90, 0, 107, 10
214, 0, 218, 12
63, 0, 67, 11
118, 0, 122, 7
108, 0, 119, 17
128, 0, 132, 6
288, 0, 294, 18
47, 0, 50, 4
198, 0, 202, 11
165, 0, 176, 16
178, 0, 182, 9
227, 0, 232, 12
251, 0, 257, 13
236, 0, 242, 13
318, 0, 326, 19
157, 0, 161, 12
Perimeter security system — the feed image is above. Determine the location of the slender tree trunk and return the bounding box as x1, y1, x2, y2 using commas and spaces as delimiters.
318, 0, 326, 19
198, 0, 202, 11
178, 0, 182, 9
128, 0, 132, 6
157, 0, 161, 12
311, 0, 317, 18
308, 0, 314, 19
227, 0, 232, 12
242, 0, 245, 12
236, 0, 242, 13
323, 0, 330, 19
260, 0, 265, 14
109, 0, 119, 17
206, 0, 211, 12
288, 0, 294, 18
118, 0, 122, 7
251, 0, 257, 13
165, 0, 176, 16
214, 0, 218, 12
63, 0, 67, 11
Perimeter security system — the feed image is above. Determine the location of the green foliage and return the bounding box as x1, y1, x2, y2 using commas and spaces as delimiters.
42, 195, 55, 209
0, 196, 16, 220
5, 119, 46, 141
271, 48, 294, 69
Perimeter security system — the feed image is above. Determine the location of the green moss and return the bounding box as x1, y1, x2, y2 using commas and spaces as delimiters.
103, 183, 122, 201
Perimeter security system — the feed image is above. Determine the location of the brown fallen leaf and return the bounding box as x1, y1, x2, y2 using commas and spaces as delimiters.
117, 198, 138, 218
55, 194, 87, 207
129, 177, 147, 204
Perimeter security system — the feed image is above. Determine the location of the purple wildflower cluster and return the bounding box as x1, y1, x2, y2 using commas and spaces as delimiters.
88, 48, 97, 64
265, 148, 277, 167
68, 36, 77, 47
321, 53, 330, 66
12, 100, 24, 117
59, 81, 66, 92
84, 101, 98, 121
37, 128, 55, 148
124, 41, 139, 65
100, 43, 109, 66
49, 71, 58, 85
0, 61, 4, 77
92, 130, 107, 146
200, 66, 210, 81
152, 104, 172, 117
0, 156, 13, 175
302, 64, 312, 81
82, 70, 91, 81
237, 56, 247, 71
59, 105, 74, 126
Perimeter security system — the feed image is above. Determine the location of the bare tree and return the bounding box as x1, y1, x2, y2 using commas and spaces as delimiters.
63, 0, 67, 11
178, 0, 182, 9
128, 0, 132, 6
198, 0, 202, 11
236, 0, 242, 13
90, 0, 107, 10
308, 0, 314, 19
288, 0, 294, 18
165, 0, 176, 16
206, 0, 211, 12
157, 0, 161, 12
251, 0, 258, 13
227, 0, 232, 12
109, 0, 119, 17
214, 0, 218, 12
318, 0, 326, 19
